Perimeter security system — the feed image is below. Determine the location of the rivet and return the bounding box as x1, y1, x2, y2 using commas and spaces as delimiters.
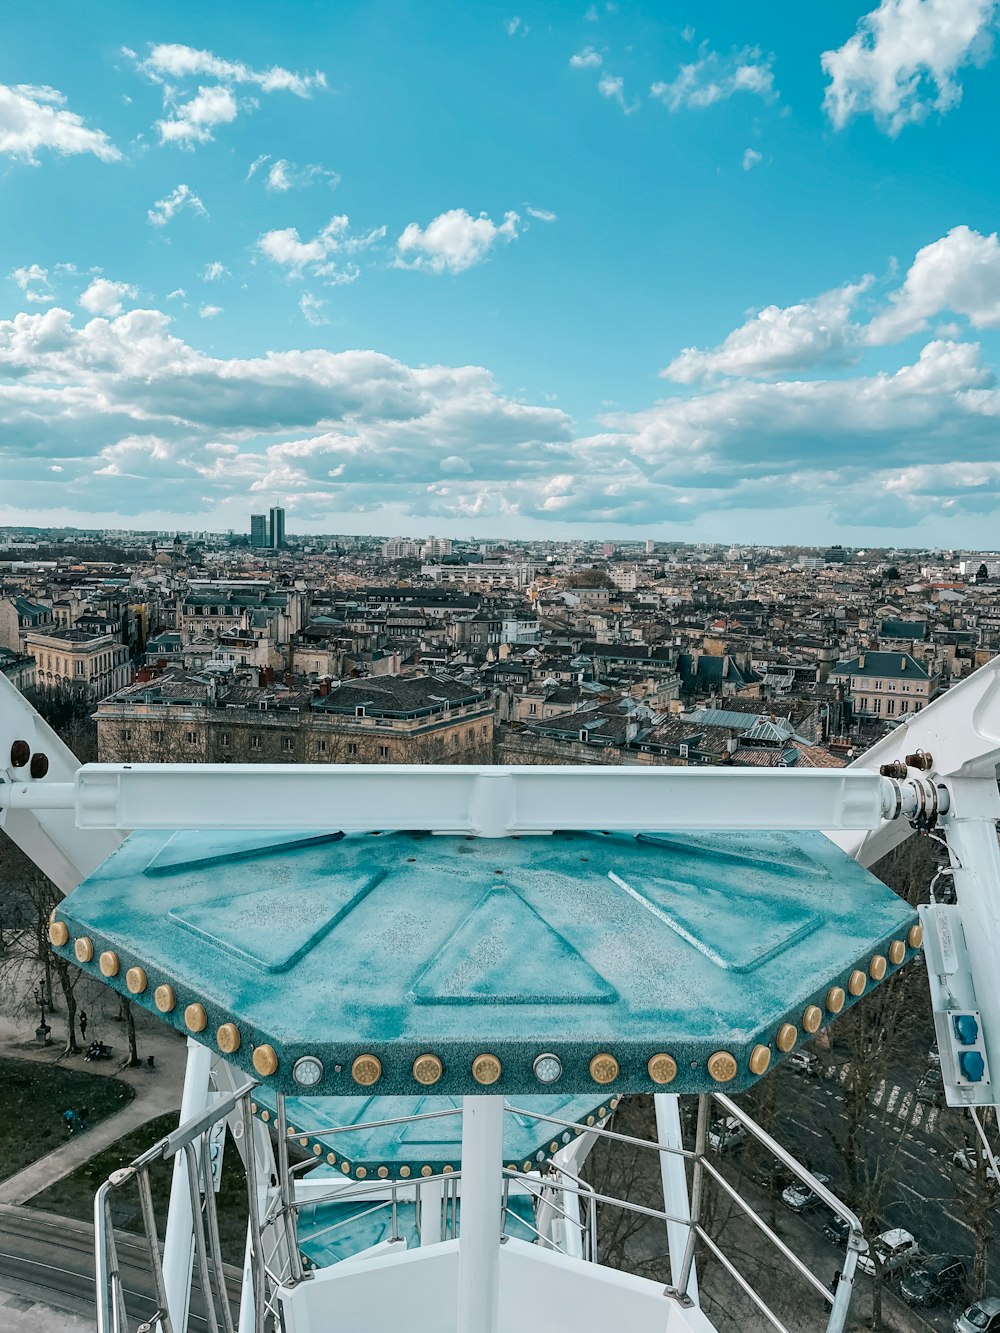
253, 1045, 278, 1077
100, 951, 119, 977
299, 1137, 309, 1148
30, 753, 49, 780
413, 1054, 443, 1085
399, 1165, 411, 1178
708, 1051, 738, 1083
74, 937, 94, 963
126, 967, 147, 994
472, 1053, 502, 1085
550, 1141, 559, 1152
378, 1166, 389, 1179
250, 1102, 257, 1114
155, 985, 176, 1013
352, 1054, 382, 1086
776, 1023, 797, 1053
749, 1044, 771, 1076
341, 1162, 350, 1174
261, 1110, 270, 1123
443, 1165, 453, 1174
647, 1053, 678, 1084
869, 955, 887, 981
826, 986, 846, 1014
848, 970, 866, 996
589, 1052, 619, 1085
312, 1144, 322, 1157
185, 1003, 208, 1033
217, 1023, 241, 1054
598, 1107, 608, 1119
327, 1151, 337, 1165
48, 920, 69, 947
802, 1005, 823, 1034
523, 1159, 532, 1171
888, 940, 905, 965
421, 1165, 432, 1177
908, 924, 924, 949
10, 740, 30, 767
586, 1116, 595, 1127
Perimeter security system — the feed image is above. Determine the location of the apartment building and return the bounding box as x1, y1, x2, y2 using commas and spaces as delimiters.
24, 626, 130, 700
829, 651, 939, 720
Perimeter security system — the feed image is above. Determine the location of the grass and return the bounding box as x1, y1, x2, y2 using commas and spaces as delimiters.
0, 1058, 134, 1180
28, 1111, 251, 1265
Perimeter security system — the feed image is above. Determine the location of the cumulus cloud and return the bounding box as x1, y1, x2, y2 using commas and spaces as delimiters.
651, 44, 777, 111
257, 215, 383, 280
822, 0, 998, 135
396, 209, 520, 274
299, 293, 328, 325
147, 184, 208, 227
0, 82, 120, 162
11, 264, 55, 303
867, 225, 1000, 341
202, 261, 229, 281
664, 277, 875, 382
570, 47, 602, 69
79, 278, 138, 316
742, 147, 762, 170
127, 43, 326, 147
254, 156, 340, 192
597, 73, 639, 113
199, 303, 222, 319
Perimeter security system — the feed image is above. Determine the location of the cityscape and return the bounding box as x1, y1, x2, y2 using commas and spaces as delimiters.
3, 1, 1000, 1332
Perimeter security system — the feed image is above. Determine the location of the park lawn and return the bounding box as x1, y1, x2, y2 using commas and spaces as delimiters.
0, 1058, 134, 1180
28, 1111, 250, 1265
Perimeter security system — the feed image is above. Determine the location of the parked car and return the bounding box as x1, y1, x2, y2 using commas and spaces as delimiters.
954, 1297, 1000, 1332
750, 1158, 795, 1191
822, 1211, 853, 1246
917, 1067, 945, 1107
953, 1147, 1000, 1183
708, 1116, 747, 1155
899, 1254, 967, 1307
786, 1050, 821, 1078
781, 1173, 830, 1213
928, 1042, 941, 1066
856, 1228, 919, 1277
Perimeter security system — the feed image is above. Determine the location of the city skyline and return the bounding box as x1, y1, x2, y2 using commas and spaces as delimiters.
2, 1, 1000, 544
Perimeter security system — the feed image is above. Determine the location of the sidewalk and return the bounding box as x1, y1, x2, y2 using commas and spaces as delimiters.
0, 996, 188, 1205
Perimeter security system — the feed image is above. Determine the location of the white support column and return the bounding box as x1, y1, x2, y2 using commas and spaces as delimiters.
237, 1223, 255, 1333
161, 1039, 213, 1333
943, 777, 1000, 1096
655, 1094, 698, 1303
456, 1095, 504, 1333
419, 1180, 445, 1245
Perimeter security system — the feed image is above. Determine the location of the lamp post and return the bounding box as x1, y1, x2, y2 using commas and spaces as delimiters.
33, 982, 51, 1045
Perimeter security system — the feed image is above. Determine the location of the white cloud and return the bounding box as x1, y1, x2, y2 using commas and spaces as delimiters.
257, 215, 382, 280
570, 47, 602, 69
147, 184, 208, 227
396, 209, 520, 274
157, 84, 238, 146
199, 303, 222, 319
129, 43, 326, 148
822, 0, 998, 135
597, 74, 639, 113
131, 43, 325, 97
867, 225, 1000, 341
299, 293, 328, 325
202, 262, 229, 281
79, 278, 138, 316
166, 288, 186, 300
11, 264, 54, 303
256, 157, 340, 192
742, 147, 762, 170
507, 16, 525, 37
651, 45, 777, 111
526, 206, 557, 222
0, 82, 120, 162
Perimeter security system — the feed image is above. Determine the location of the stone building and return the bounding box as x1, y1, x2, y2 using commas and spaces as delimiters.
24, 626, 130, 700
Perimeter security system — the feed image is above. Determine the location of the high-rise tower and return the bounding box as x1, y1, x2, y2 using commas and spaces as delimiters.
269, 506, 286, 549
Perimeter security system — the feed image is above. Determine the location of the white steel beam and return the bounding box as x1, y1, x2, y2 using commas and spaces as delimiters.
161, 1039, 213, 1333
456, 1095, 504, 1333
829, 654, 1000, 867
0, 763, 894, 835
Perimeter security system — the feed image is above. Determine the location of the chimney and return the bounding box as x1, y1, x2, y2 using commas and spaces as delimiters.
258, 669, 267, 688
901, 656, 906, 671
284, 671, 294, 687
858, 654, 865, 668
319, 678, 331, 697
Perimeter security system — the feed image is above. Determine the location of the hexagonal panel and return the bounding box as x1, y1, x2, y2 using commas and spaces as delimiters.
49, 827, 919, 1096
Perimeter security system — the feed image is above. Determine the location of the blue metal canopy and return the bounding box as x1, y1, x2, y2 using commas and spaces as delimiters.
49, 826, 919, 1096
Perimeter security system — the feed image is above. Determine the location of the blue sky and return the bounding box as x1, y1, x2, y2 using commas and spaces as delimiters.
2, 0, 1000, 544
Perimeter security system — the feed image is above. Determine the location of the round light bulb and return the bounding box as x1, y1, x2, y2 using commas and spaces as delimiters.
292, 1056, 324, 1087
532, 1053, 562, 1085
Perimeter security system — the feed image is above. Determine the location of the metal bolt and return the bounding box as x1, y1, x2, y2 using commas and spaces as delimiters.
29, 752, 49, 779
879, 760, 908, 778
9, 740, 29, 768
905, 750, 933, 771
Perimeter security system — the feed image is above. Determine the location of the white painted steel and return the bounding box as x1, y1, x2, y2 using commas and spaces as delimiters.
13, 762, 894, 834
655, 1094, 698, 1303
456, 1095, 504, 1333
161, 1039, 213, 1333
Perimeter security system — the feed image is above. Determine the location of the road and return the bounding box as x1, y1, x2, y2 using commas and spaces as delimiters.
0, 1202, 239, 1328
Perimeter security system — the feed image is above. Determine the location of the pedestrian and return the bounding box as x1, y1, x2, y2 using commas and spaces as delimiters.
63, 1108, 77, 1135
830, 1269, 841, 1296
79, 1010, 88, 1040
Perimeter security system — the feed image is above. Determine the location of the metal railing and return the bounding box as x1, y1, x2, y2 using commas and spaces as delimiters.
96, 1086, 864, 1333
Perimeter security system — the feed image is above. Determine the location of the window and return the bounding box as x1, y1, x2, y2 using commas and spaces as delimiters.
355, 705, 366, 718
251, 736, 261, 750
187, 731, 198, 744
467, 728, 475, 742
122, 729, 132, 742
316, 740, 327, 753
481, 725, 488, 736
452, 734, 460, 748
152, 730, 164, 744
282, 737, 294, 753
346, 743, 358, 757
528, 703, 537, 715
679, 743, 689, 758
220, 733, 230, 747
379, 745, 390, 759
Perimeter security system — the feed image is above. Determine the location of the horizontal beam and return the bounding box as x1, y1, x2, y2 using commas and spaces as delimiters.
1, 763, 894, 836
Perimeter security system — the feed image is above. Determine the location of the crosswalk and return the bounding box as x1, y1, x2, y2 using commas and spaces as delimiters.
829, 1063, 940, 1135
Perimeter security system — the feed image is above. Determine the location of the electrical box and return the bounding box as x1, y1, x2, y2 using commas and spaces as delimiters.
920, 904, 992, 1106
